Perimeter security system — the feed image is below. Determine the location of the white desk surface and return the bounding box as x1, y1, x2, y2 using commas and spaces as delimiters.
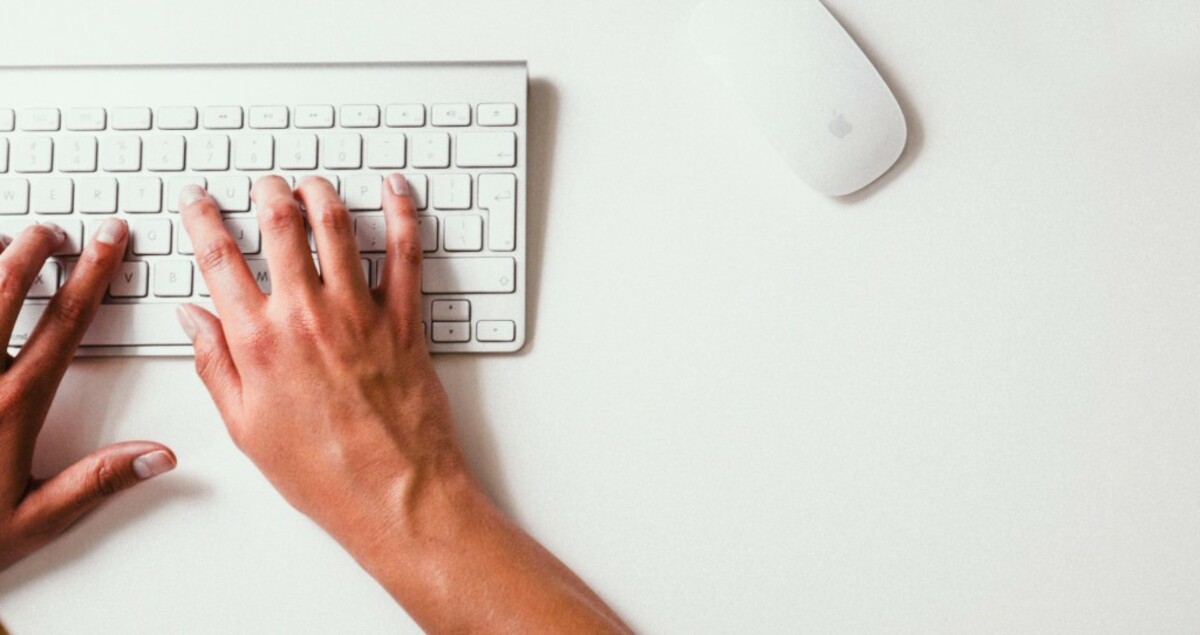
2, 1, 1200, 632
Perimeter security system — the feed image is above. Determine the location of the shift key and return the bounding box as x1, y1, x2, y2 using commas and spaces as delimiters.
422, 257, 515, 294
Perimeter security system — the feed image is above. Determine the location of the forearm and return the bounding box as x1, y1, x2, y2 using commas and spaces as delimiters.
343, 468, 632, 634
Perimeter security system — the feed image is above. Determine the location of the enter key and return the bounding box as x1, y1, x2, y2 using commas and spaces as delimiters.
478, 173, 517, 252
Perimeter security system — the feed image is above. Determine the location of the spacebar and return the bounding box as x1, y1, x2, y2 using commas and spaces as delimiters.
11, 303, 195, 347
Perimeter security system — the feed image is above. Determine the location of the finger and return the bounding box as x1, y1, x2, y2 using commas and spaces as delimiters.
251, 175, 319, 297
15, 441, 175, 542
0, 223, 67, 347
294, 176, 368, 296
10, 219, 128, 384
378, 174, 424, 322
176, 302, 243, 418
179, 185, 266, 321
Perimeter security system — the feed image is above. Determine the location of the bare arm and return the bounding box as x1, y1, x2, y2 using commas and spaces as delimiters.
177, 175, 630, 633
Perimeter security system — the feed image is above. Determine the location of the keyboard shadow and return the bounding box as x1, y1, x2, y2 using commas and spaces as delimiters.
433, 78, 559, 520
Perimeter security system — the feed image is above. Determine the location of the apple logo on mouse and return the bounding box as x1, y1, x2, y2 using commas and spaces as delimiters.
828, 110, 853, 139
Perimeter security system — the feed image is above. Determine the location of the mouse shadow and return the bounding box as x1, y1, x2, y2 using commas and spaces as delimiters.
434, 78, 559, 522
0, 360, 212, 596
822, 4, 926, 205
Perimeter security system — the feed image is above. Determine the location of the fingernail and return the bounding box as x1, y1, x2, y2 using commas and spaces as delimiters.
179, 184, 207, 207
95, 218, 127, 245
133, 450, 175, 480
387, 174, 410, 197
176, 304, 198, 341
40, 222, 67, 240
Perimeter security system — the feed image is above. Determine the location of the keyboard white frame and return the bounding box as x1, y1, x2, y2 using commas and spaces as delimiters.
0, 61, 529, 356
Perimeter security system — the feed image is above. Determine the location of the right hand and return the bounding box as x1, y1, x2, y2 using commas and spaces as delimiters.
178, 174, 630, 633
175, 175, 472, 545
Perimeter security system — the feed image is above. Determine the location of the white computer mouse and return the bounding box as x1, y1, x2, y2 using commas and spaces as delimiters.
690, 0, 908, 197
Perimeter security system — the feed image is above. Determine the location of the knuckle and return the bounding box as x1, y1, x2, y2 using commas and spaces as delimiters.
0, 263, 23, 301
310, 202, 351, 232
199, 238, 242, 273
394, 234, 423, 267
259, 197, 299, 232
91, 459, 123, 499
46, 292, 92, 327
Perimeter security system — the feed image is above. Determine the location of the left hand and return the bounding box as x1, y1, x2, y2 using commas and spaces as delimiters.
0, 218, 176, 571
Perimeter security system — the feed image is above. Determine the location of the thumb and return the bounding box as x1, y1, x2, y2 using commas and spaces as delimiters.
17, 441, 176, 540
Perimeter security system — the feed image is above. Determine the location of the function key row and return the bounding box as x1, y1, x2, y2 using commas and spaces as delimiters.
0, 103, 518, 133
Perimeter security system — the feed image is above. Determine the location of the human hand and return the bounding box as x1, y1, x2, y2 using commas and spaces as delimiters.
0, 219, 176, 570
178, 175, 629, 633
175, 175, 469, 550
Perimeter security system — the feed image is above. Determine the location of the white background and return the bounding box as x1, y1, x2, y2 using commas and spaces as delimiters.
2, 1, 1200, 632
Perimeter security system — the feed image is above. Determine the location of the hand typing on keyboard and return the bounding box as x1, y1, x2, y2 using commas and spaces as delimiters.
0, 218, 175, 570
174, 174, 629, 633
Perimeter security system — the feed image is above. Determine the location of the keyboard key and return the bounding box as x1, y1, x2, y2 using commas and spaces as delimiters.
209, 175, 251, 212
31, 178, 74, 214
406, 174, 429, 210
100, 136, 141, 172
422, 257, 515, 294
478, 173, 517, 251
234, 134, 275, 170
249, 106, 289, 129
432, 300, 470, 321
58, 136, 98, 173
0, 178, 29, 214
246, 259, 271, 293
188, 134, 230, 171
145, 135, 186, 172
194, 268, 208, 296
76, 177, 118, 213
456, 132, 516, 168
203, 106, 243, 130
223, 218, 261, 253
51, 219, 83, 255
111, 107, 152, 131
477, 320, 516, 342
443, 215, 483, 252
321, 133, 362, 169
418, 216, 437, 251
340, 105, 380, 128
477, 103, 518, 127
295, 105, 334, 129
13, 303, 193, 345
431, 104, 470, 127
432, 322, 471, 343
65, 108, 107, 131
128, 218, 172, 255
344, 174, 382, 210
385, 104, 425, 127
18, 108, 60, 132
153, 260, 193, 297
0, 139, 7, 173
167, 176, 207, 213
0, 109, 13, 132
411, 133, 451, 169
13, 137, 54, 173
354, 215, 386, 253
109, 261, 149, 298
431, 174, 471, 210
27, 262, 60, 299
120, 176, 162, 213
157, 107, 198, 130
364, 134, 406, 169
277, 134, 318, 169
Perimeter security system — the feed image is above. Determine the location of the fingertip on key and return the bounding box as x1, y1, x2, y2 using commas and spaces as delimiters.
179, 184, 208, 208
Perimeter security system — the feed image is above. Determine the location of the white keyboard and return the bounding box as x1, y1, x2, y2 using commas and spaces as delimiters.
0, 62, 528, 355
